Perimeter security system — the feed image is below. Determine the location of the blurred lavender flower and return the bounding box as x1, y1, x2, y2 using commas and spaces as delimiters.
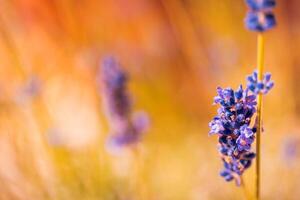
245, 0, 276, 11
15, 75, 42, 104
209, 72, 273, 185
100, 56, 149, 152
245, 0, 276, 32
282, 137, 300, 167
23, 76, 41, 97
247, 70, 274, 94
245, 12, 276, 32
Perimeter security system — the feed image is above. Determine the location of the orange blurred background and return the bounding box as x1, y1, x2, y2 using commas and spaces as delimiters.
0, 0, 299, 199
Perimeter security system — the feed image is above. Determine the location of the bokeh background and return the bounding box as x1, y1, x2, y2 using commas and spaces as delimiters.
0, 0, 299, 199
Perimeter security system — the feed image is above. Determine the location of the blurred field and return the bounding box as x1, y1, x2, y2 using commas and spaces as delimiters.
0, 0, 299, 199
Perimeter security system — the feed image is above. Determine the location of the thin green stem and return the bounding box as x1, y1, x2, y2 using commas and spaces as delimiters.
256, 33, 264, 200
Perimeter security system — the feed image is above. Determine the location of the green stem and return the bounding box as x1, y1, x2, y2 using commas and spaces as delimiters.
256, 33, 264, 200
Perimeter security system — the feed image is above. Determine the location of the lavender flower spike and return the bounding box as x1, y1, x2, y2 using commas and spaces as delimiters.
209, 72, 273, 185
100, 56, 149, 151
209, 85, 257, 185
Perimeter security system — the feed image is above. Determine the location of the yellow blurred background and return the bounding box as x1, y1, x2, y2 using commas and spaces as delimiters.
0, 0, 299, 199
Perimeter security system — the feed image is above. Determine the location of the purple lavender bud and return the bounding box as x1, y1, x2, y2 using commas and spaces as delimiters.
209, 117, 224, 135
246, 70, 274, 95
220, 170, 234, 182
241, 159, 252, 169
235, 85, 243, 100
243, 152, 256, 160
240, 125, 254, 138
214, 87, 235, 107
265, 73, 272, 82
237, 134, 254, 151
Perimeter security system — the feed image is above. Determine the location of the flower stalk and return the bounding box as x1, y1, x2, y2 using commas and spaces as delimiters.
255, 33, 264, 200
244, 0, 277, 198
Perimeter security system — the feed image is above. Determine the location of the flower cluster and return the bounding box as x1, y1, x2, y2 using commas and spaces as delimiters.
100, 56, 149, 151
247, 70, 274, 94
209, 72, 274, 185
245, 0, 276, 32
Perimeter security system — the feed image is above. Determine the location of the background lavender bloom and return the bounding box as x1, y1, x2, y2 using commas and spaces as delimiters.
282, 137, 300, 167
245, 12, 276, 32
100, 57, 149, 151
101, 57, 130, 119
245, 0, 276, 32
245, 0, 276, 11
106, 111, 149, 148
15, 75, 42, 104
23, 76, 41, 97
247, 70, 274, 94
